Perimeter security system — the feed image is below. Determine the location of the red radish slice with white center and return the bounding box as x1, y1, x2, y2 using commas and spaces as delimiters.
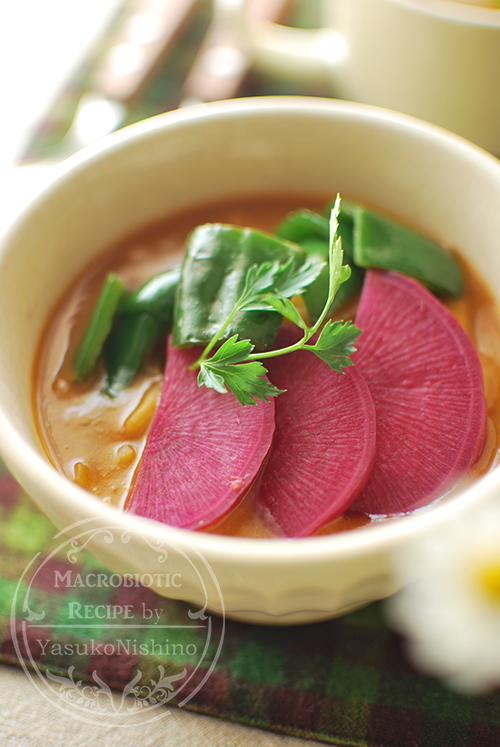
351, 270, 487, 515
256, 326, 376, 538
126, 338, 275, 529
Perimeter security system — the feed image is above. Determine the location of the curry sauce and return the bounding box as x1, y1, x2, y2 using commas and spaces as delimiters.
34, 196, 500, 538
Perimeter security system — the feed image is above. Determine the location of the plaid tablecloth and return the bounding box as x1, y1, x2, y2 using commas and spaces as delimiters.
1, 458, 500, 746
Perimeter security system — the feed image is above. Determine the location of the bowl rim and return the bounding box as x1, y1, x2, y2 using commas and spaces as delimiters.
2, 94, 500, 565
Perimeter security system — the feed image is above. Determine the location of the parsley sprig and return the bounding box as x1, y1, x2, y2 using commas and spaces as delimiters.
190, 196, 362, 405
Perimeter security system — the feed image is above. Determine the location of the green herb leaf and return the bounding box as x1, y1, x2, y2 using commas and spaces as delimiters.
197, 335, 284, 405
203, 335, 255, 365
198, 357, 284, 406
261, 293, 309, 330
273, 254, 326, 298
192, 194, 361, 404
327, 198, 351, 307
308, 320, 362, 372
197, 366, 227, 395
238, 261, 283, 311
243, 255, 325, 312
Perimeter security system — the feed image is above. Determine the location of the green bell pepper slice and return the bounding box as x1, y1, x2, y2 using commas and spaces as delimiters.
172, 224, 307, 350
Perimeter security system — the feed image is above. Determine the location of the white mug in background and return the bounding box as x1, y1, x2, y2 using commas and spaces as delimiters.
215, 0, 500, 155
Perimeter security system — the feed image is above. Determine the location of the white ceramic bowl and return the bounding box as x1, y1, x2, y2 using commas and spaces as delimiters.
1, 97, 500, 625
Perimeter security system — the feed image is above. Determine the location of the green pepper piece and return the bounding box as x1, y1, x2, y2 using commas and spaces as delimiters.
275, 209, 330, 244
103, 312, 164, 397
72, 272, 125, 383
334, 199, 359, 222
122, 268, 180, 323
275, 207, 361, 322
172, 224, 306, 350
276, 206, 356, 261
337, 211, 356, 263
300, 239, 364, 323
353, 208, 463, 297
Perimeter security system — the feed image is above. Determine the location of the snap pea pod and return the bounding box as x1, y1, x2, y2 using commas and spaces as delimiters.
72, 272, 125, 383
103, 312, 164, 397
173, 224, 306, 350
73, 267, 180, 393
275, 209, 330, 244
103, 269, 181, 395
276, 206, 356, 262
121, 268, 180, 322
353, 208, 463, 297
297, 201, 463, 297
275, 207, 362, 322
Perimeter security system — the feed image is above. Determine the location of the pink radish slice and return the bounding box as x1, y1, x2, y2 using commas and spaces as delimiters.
256, 326, 377, 538
351, 270, 487, 515
126, 338, 275, 529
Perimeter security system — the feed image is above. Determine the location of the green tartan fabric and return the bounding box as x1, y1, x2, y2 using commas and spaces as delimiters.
1, 458, 500, 746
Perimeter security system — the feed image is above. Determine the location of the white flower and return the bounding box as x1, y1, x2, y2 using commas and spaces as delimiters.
388, 498, 500, 694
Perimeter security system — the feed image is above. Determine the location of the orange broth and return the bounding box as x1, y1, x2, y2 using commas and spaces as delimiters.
34, 196, 500, 538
